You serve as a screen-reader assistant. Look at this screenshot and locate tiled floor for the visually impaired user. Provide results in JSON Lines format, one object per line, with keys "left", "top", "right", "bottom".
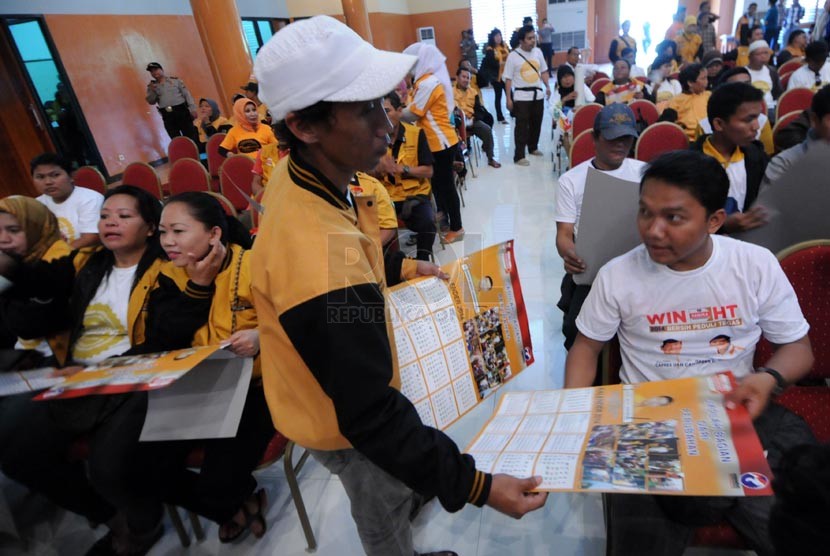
{"left": 0, "top": 89, "right": 754, "bottom": 555}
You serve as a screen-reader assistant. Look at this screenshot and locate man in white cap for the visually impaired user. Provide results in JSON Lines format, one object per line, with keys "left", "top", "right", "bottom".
{"left": 746, "top": 40, "right": 782, "bottom": 112}
{"left": 249, "top": 16, "right": 547, "bottom": 556}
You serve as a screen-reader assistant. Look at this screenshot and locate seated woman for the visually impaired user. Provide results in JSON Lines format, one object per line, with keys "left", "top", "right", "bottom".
{"left": 551, "top": 65, "right": 594, "bottom": 155}
{"left": 667, "top": 63, "right": 711, "bottom": 140}
{"left": 653, "top": 40, "right": 680, "bottom": 74}
{"left": 142, "top": 192, "right": 274, "bottom": 543}
{"left": 0, "top": 185, "right": 223, "bottom": 555}
{"left": 193, "top": 98, "right": 232, "bottom": 152}
{"left": 647, "top": 55, "right": 683, "bottom": 108}
{"left": 219, "top": 97, "right": 277, "bottom": 160}
{"left": 595, "top": 59, "right": 653, "bottom": 106}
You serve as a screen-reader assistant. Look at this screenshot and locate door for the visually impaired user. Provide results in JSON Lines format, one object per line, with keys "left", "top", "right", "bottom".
{"left": 1, "top": 17, "right": 105, "bottom": 181}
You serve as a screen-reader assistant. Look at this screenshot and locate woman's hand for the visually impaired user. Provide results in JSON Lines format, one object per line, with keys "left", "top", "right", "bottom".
{"left": 227, "top": 329, "right": 260, "bottom": 357}
{"left": 185, "top": 241, "right": 226, "bottom": 286}
{"left": 563, "top": 91, "right": 577, "bottom": 102}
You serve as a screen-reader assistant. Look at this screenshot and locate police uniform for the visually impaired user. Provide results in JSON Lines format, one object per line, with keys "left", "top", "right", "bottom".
{"left": 145, "top": 63, "right": 199, "bottom": 142}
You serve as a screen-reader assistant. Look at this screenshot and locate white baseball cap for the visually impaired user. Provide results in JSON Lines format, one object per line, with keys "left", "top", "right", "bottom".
{"left": 748, "top": 40, "right": 770, "bottom": 54}
{"left": 254, "top": 16, "right": 417, "bottom": 122}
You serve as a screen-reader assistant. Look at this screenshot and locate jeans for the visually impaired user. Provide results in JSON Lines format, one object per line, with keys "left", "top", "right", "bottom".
{"left": 512, "top": 99, "right": 544, "bottom": 161}
{"left": 309, "top": 448, "right": 418, "bottom": 556}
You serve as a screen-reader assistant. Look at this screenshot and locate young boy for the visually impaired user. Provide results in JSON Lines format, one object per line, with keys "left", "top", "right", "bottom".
{"left": 692, "top": 82, "right": 768, "bottom": 233}
{"left": 31, "top": 152, "right": 102, "bottom": 249}
{"left": 565, "top": 150, "right": 814, "bottom": 555}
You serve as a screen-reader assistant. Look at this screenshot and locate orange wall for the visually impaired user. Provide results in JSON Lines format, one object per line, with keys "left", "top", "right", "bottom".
{"left": 369, "top": 12, "right": 414, "bottom": 53}
{"left": 44, "top": 14, "right": 222, "bottom": 176}
{"left": 592, "top": 0, "right": 621, "bottom": 63}
{"left": 409, "top": 8, "right": 473, "bottom": 73}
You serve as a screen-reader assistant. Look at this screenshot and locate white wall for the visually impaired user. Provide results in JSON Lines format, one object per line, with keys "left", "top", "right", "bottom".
{"left": 0, "top": 0, "right": 191, "bottom": 15}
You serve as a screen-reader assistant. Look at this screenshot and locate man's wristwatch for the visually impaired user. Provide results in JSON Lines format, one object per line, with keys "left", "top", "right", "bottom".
{"left": 402, "top": 165, "right": 411, "bottom": 175}
{"left": 757, "top": 366, "right": 787, "bottom": 397}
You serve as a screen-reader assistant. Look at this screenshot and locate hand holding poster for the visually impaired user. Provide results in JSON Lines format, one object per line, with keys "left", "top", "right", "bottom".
{"left": 466, "top": 372, "right": 773, "bottom": 496}
{"left": 387, "top": 241, "right": 534, "bottom": 430}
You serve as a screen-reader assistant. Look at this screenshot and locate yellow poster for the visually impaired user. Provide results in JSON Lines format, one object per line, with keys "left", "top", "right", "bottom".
{"left": 465, "top": 372, "right": 774, "bottom": 496}
{"left": 387, "top": 241, "right": 534, "bottom": 430}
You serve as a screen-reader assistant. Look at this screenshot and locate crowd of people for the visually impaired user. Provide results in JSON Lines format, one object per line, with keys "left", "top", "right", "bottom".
{"left": 1, "top": 7, "right": 829, "bottom": 556}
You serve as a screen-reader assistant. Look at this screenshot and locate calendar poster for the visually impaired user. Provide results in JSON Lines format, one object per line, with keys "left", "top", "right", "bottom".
{"left": 387, "top": 240, "right": 534, "bottom": 431}
{"left": 466, "top": 372, "right": 774, "bottom": 496}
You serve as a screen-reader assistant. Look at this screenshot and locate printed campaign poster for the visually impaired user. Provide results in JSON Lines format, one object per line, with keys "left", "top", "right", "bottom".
{"left": 466, "top": 372, "right": 773, "bottom": 496}
{"left": 387, "top": 240, "right": 534, "bottom": 431}
{"left": 31, "top": 345, "right": 227, "bottom": 401}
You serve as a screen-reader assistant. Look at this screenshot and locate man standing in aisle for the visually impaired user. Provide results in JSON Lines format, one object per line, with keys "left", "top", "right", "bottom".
{"left": 251, "top": 16, "right": 548, "bottom": 556}
{"left": 144, "top": 62, "right": 199, "bottom": 142}
{"left": 504, "top": 25, "right": 550, "bottom": 166}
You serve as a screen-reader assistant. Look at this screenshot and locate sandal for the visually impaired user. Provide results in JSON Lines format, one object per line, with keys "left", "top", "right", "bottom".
{"left": 218, "top": 488, "right": 267, "bottom": 543}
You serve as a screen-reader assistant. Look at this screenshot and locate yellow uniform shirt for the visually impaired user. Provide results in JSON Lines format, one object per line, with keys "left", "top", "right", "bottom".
{"left": 453, "top": 85, "right": 478, "bottom": 120}
{"left": 257, "top": 103, "right": 269, "bottom": 124}
{"left": 409, "top": 73, "right": 459, "bottom": 152}
{"left": 194, "top": 116, "right": 232, "bottom": 144}
{"left": 668, "top": 91, "right": 711, "bottom": 140}
{"left": 350, "top": 172, "right": 398, "bottom": 230}
{"left": 676, "top": 32, "right": 702, "bottom": 63}
{"left": 220, "top": 124, "right": 277, "bottom": 159}
{"left": 256, "top": 142, "right": 281, "bottom": 189}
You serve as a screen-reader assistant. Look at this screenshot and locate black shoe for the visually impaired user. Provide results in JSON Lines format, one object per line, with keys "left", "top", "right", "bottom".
{"left": 86, "top": 532, "right": 118, "bottom": 556}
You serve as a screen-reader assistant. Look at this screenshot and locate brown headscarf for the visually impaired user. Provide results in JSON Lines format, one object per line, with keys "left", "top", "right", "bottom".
{"left": 0, "top": 196, "right": 62, "bottom": 263}
{"left": 233, "top": 98, "right": 259, "bottom": 132}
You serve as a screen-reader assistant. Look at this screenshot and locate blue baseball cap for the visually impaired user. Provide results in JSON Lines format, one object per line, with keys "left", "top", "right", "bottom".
{"left": 594, "top": 103, "right": 639, "bottom": 140}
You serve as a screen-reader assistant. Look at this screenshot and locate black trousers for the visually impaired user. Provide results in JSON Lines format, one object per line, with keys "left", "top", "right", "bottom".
{"left": 513, "top": 99, "right": 544, "bottom": 161}
{"left": 160, "top": 103, "right": 199, "bottom": 143}
{"left": 138, "top": 384, "right": 275, "bottom": 524}
{"left": 540, "top": 43, "right": 554, "bottom": 75}
{"left": 432, "top": 145, "right": 462, "bottom": 232}
{"left": 492, "top": 80, "right": 506, "bottom": 122}
{"left": 557, "top": 273, "right": 592, "bottom": 350}
{"left": 395, "top": 199, "right": 436, "bottom": 261}
{"left": 2, "top": 392, "right": 161, "bottom": 533}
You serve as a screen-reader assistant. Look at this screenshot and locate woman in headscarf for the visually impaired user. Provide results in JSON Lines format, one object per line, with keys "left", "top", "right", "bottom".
{"left": 193, "top": 98, "right": 232, "bottom": 152}
{"left": 401, "top": 43, "right": 464, "bottom": 244}
{"left": 218, "top": 98, "right": 276, "bottom": 159}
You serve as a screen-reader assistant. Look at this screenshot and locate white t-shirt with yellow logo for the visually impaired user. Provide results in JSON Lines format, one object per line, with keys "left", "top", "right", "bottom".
{"left": 503, "top": 47, "right": 548, "bottom": 101}
{"left": 747, "top": 65, "right": 775, "bottom": 109}
{"left": 37, "top": 186, "right": 103, "bottom": 243}
{"left": 72, "top": 265, "right": 135, "bottom": 365}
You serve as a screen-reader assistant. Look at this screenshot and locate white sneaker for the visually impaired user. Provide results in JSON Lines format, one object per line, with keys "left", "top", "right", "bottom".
{"left": 529, "top": 150, "right": 544, "bottom": 156}
{"left": 515, "top": 158, "right": 530, "bottom": 166}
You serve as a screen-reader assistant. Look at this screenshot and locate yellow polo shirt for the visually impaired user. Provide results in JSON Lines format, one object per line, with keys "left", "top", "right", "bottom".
{"left": 349, "top": 172, "right": 398, "bottom": 230}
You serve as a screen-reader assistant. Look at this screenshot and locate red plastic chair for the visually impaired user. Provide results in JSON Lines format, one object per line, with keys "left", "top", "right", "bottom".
{"left": 590, "top": 71, "right": 610, "bottom": 83}
{"left": 572, "top": 103, "right": 603, "bottom": 138}
{"left": 772, "top": 110, "right": 804, "bottom": 153}
{"left": 206, "top": 192, "right": 238, "bottom": 219}
{"left": 780, "top": 72, "right": 793, "bottom": 91}
{"left": 167, "top": 136, "right": 200, "bottom": 165}
{"left": 634, "top": 122, "right": 689, "bottom": 163}
{"left": 72, "top": 166, "right": 106, "bottom": 195}
{"left": 778, "top": 59, "right": 804, "bottom": 78}
{"left": 219, "top": 155, "right": 255, "bottom": 211}
{"left": 569, "top": 129, "right": 596, "bottom": 167}
{"left": 777, "top": 88, "right": 814, "bottom": 120}
{"left": 590, "top": 78, "right": 611, "bottom": 98}
{"left": 168, "top": 158, "right": 211, "bottom": 196}
{"left": 122, "top": 162, "right": 163, "bottom": 200}
{"left": 206, "top": 133, "right": 227, "bottom": 192}
{"left": 629, "top": 99, "right": 659, "bottom": 127}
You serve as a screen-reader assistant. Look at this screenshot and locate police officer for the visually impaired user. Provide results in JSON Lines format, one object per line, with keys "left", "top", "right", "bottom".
{"left": 145, "top": 62, "right": 199, "bottom": 142}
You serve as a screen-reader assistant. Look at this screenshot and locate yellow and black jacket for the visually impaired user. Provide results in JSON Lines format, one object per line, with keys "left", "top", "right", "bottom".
{"left": 251, "top": 152, "right": 491, "bottom": 512}
{"left": 380, "top": 122, "right": 433, "bottom": 202}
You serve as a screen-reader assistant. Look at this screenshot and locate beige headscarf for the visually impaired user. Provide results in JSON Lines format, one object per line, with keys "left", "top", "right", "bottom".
{"left": 0, "top": 196, "right": 62, "bottom": 263}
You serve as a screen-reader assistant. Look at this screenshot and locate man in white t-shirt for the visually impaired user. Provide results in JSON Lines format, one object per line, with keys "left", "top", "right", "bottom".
{"left": 31, "top": 153, "right": 102, "bottom": 249}
{"left": 565, "top": 150, "right": 814, "bottom": 556}
{"left": 745, "top": 40, "right": 782, "bottom": 110}
{"left": 556, "top": 103, "right": 646, "bottom": 350}
{"left": 503, "top": 25, "right": 550, "bottom": 165}
{"left": 787, "top": 39, "right": 830, "bottom": 91}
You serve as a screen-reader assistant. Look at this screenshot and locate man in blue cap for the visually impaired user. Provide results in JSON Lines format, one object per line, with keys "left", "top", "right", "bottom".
{"left": 555, "top": 103, "right": 646, "bottom": 351}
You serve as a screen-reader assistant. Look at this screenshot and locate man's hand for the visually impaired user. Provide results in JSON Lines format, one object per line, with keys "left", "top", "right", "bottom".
{"left": 545, "top": 88, "right": 552, "bottom": 100}
{"left": 506, "top": 97, "right": 514, "bottom": 112}
{"left": 375, "top": 154, "right": 399, "bottom": 176}
{"left": 562, "top": 247, "right": 586, "bottom": 275}
{"left": 722, "top": 206, "right": 768, "bottom": 233}
{"left": 415, "top": 261, "right": 449, "bottom": 280}
{"left": 486, "top": 474, "right": 548, "bottom": 519}
{"left": 725, "top": 372, "right": 777, "bottom": 420}
{"left": 50, "top": 366, "right": 84, "bottom": 378}
{"left": 633, "top": 90, "right": 644, "bottom": 100}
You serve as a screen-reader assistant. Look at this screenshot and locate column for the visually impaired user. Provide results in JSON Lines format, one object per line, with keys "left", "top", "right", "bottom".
{"left": 342, "top": 0, "right": 373, "bottom": 43}
{"left": 190, "top": 0, "right": 253, "bottom": 116}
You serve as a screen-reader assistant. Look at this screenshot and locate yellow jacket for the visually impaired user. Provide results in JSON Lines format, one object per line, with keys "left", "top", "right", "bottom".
{"left": 380, "top": 122, "right": 432, "bottom": 202}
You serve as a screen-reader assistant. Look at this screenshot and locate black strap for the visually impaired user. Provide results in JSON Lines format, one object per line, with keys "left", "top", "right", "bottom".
{"left": 514, "top": 50, "right": 542, "bottom": 79}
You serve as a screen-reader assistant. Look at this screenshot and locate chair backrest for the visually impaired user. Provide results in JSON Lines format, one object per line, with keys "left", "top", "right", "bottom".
{"left": 590, "top": 71, "right": 609, "bottom": 83}
{"left": 168, "top": 158, "right": 211, "bottom": 196}
{"left": 634, "top": 122, "right": 689, "bottom": 163}
{"left": 122, "top": 162, "right": 162, "bottom": 200}
{"left": 777, "top": 87, "right": 814, "bottom": 120}
{"left": 72, "top": 166, "right": 106, "bottom": 195}
{"left": 219, "top": 155, "right": 255, "bottom": 211}
{"left": 569, "top": 129, "right": 596, "bottom": 167}
{"left": 779, "top": 59, "right": 804, "bottom": 77}
{"left": 572, "top": 103, "right": 603, "bottom": 138}
{"left": 629, "top": 99, "right": 659, "bottom": 127}
{"left": 589, "top": 78, "right": 610, "bottom": 97}
{"left": 167, "top": 136, "right": 200, "bottom": 165}
{"left": 206, "top": 133, "right": 227, "bottom": 182}
{"left": 771, "top": 110, "right": 804, "bottom": 153}
{"left": 206, "top": 192, "right": 238, "bottom": 219}
{"left": 780, "top": 72, "right": 793, "bottom": 91}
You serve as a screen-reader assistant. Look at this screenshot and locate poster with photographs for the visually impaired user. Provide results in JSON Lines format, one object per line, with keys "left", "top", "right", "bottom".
{"left": 387, "top": 241, "right": 534, "bottom": 431}
{"left": 31, "top": 345, "right": 230, "bottom": 400}
{"left": 466, "top": 372, "right": 774, "bottom": 496}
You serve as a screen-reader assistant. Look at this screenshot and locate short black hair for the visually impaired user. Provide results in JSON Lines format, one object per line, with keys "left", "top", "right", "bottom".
{"left": 678, "top": 63, "right": 704, "bottom": 93}
{"left": 812, "top": 84, "right": 830, "bottom": 120}
{"left": 710, "top": 334, "right": 731, "bottom": 342}
{"left": 707, "top": 81, "right": 763, "bottom": 127}
{"left": 385, "top": 91, "right": 402, "bottom": 110}
{"left": 787, "top": 29, "right": 806, "bottom": 45}
{"left": 806, "top": 40, "right": 829, "bottom": 64}
{"left": 715, "top": 66, "right": 750, "bottom": 87}
{"left": 641, "top": 150, "right": 729, "bottom": 216}
{"left": 274, "top": 100, "right": 335, "bottom": 151}
{"left": 614, "top": 58, "right": 632, "bottom": 70}
{"left": 456, "top": 66, "right": 471, "bottom": 77}
{"left": 651, "top": 55, "right": 674, "bottom": 71}
{"left": 30, "top": 152, "right": 73, "bottom": 176}
{"left": 567, "top": 46, "right": 579, "bottom": 55}
{"left": 661, "top": 339, "right": 680, "bottom": 347}
{"left": 518, "top": 25, "right": 535, "bottom": 42}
